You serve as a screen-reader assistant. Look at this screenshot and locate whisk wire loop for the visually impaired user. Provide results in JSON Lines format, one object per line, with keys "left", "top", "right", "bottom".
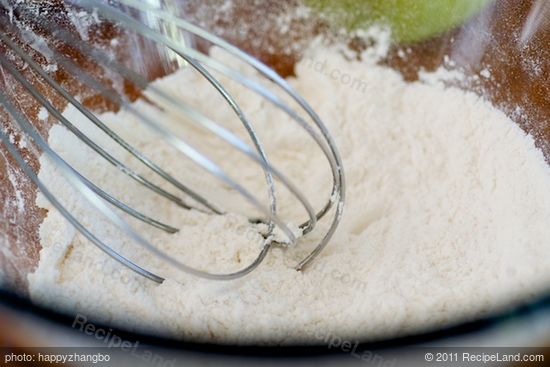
{"left": 0, "top": 0, "right": 346, "bottom": 280}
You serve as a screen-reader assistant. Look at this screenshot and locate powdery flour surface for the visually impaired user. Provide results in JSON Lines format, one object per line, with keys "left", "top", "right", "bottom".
{"left": 29, "top": 41, "right": 550, "bottom": 344}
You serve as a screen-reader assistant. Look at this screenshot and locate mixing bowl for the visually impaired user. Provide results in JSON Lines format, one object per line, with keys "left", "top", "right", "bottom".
{"left": 1, "top": 0, "right": 550, "bottom": 364}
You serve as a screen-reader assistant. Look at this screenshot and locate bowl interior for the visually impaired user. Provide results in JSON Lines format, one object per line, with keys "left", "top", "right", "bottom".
{"left": 1, "top": 0, "right": 549, "bottom": 345}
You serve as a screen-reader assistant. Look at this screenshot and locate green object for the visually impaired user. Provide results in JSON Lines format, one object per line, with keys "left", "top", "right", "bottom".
{"left": 305, "top": 0, "right": 492, "bottom": 43}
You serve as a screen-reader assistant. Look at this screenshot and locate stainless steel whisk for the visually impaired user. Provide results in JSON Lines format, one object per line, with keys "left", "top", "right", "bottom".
{"left": 0, "top": 0, "right": 345, "bottom": 282}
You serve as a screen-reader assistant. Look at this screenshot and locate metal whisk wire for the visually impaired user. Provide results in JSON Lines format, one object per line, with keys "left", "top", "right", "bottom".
{"left": 0, "top": 0, "right": 345, "bottom": 282}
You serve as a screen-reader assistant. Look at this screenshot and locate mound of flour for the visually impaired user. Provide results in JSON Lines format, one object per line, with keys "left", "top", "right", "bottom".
{"left": 28, "top": 40, "right": 550, "bottom": 344}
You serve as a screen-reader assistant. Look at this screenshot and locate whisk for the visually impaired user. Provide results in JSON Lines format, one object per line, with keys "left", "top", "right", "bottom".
{"left": 0, "top": 0, "right": 345, "bottom": 282}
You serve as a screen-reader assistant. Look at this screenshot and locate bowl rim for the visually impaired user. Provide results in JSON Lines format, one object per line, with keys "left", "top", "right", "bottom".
{"left": 1, "top": 288, "right": 549, "bottom": 356}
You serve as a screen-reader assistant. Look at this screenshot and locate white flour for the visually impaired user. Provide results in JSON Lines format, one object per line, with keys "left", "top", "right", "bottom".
{"left": 28, "top": 40, "right": 550, "bottom": 345}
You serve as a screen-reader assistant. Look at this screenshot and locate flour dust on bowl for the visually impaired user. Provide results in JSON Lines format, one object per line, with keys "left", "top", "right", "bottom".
{"left": 1, "top": 0, "right": 550, "bottom": 351}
